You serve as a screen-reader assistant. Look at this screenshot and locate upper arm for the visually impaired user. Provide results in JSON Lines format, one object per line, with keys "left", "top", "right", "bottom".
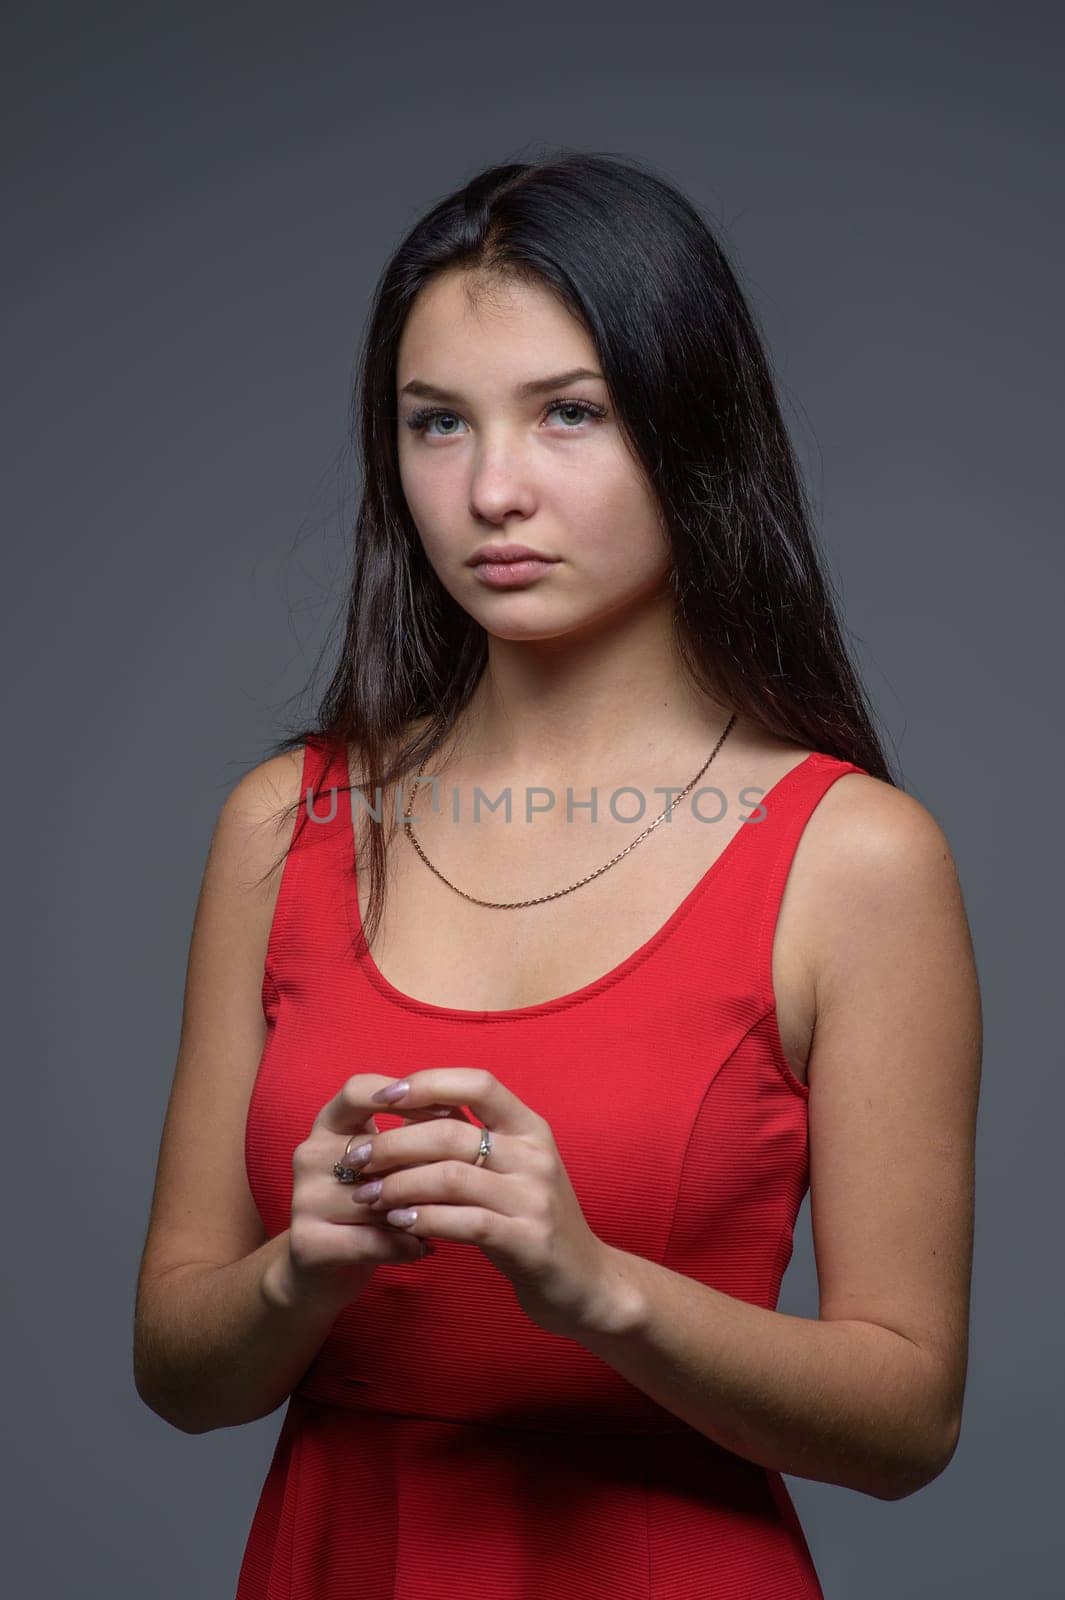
{"left": 801, "top": 775, "right": 982, "bottom": 1454}
{"left": 135, "top": 746, "right": 306, "bottom": 1292}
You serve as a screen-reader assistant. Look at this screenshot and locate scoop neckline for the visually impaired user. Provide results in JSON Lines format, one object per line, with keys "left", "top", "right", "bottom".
{"left": 339, "top": 747, "right": 823, "bottom": 1022}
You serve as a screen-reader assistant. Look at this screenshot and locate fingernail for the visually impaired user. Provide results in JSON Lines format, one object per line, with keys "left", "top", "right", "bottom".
{"left": 350, "top": 1179, "right": 382, "bottom": 1200}
{"left": 372, "top": 1080, "right": 411, "bottom": 1103}
{"left": 387, "top": 1208, "right": 418, "bottom": 1227}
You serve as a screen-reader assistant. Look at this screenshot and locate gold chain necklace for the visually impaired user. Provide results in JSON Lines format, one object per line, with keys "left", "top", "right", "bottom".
{"left": 399, "top": 711, "right": 738, "bottom": 909}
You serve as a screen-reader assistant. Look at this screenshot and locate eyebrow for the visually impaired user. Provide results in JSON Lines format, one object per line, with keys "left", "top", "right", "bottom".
{"left": 399, "top": 367, "right": 605, "bottom": 404}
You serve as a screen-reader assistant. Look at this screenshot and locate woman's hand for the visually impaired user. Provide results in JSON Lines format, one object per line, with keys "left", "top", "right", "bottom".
{"left": 338, "top": 1066, "right": 620, "bottom": 1339}
{"left": 278, "top": 1075, "right": 451, "bottom": 1309}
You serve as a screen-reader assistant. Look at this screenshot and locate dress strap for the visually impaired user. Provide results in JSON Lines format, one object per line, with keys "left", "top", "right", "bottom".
{"left": 754, "top": 753, "right": 869, "bottom": 1013}
{"left": 291, "top": 737, "right": 348, "bottom": 843}
{"left": 261, "top": 738, "right": 346, "bottom": 1007}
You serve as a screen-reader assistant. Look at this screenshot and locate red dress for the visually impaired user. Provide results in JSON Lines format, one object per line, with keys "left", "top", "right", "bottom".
{"left": 238, "top": 737, "right": 867, "bottom": 1598}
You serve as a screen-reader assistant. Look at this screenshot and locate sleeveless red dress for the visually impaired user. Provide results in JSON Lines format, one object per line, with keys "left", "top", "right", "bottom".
{"left": 238, "top": 737, "right": 867, "bottom": 1598}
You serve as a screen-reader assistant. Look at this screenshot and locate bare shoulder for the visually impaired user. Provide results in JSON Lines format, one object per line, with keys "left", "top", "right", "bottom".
{"left": 804, "top": 765, "right": 955, "bottom": 862}
{"left": 796, "top": 770, "right": 973, "bottom": 1002}
{"left": 219, "top": 746, "right": 308, "bottom": 874}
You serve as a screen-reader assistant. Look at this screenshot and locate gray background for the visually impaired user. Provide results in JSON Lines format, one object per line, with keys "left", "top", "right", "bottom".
{"left": 3, "top": 4, "right": 1060, "bottom": 1595}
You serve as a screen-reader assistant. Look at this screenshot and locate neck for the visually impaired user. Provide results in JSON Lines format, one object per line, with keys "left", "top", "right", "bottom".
{"left": 443, "top": 597, "right": 737, "bottom": 790}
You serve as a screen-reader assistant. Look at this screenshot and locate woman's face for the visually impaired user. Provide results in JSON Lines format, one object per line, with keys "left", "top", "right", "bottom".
{"left": 395, "top": 270, "right": 671, "bottom": 642}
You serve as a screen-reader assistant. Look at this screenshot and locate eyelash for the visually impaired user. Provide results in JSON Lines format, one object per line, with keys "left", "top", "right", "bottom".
{"left": 404, "top": 397, "right": 607, "bottom": 436}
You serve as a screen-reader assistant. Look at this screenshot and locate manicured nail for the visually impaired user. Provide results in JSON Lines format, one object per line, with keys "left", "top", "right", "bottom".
{"left": 350, "top": 1179, "right": 382, "bottom": 1200}
{"left": 372, "top": 1080, "right": 410, "bottom": 1103}
{"left": 387, "top": 1208, "right": 418, "bottom": 1227}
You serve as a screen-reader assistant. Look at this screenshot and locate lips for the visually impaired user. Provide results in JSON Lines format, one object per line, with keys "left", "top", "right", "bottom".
{"left": 467, "top": 545, "right": 558, "bottom": 566}
{"left": 469, "top": 551, "right": 561, "bottom": 589}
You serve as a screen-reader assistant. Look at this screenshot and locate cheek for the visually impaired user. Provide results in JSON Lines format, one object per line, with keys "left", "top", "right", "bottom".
{"left": 571, "top": 476, "right": 668, "bottom": 571}
{"left": 398, "top": 460, "right": 455, "bottom": 555}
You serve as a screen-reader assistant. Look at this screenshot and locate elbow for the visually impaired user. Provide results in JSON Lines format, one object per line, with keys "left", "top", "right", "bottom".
{"left": 134, "top": 1366, "right": 283, "bottom": 1435}
{"left": 134, "top": 1353, "right": 215, "bottom": 1436}
{"left": 133, "top": 1316, "right": 216, "bottom": 1435}
{"left": 134, "top": 1375, "right": 210, "bottom": 1436}
{"left": 878, "top": 1414, "right": 962, "bottom": 1502}
{"left": 876, "top": 1342, "right": 965, "bottom": 1501}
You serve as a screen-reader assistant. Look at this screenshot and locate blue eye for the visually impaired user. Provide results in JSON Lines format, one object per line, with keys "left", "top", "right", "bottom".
{"left": 404, "top": 397, "right": 607, "bottom": 436}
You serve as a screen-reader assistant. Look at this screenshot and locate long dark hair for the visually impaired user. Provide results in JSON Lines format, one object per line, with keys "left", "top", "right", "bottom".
{"left": 261, "top": 148, "right": 898, "bottom": 949}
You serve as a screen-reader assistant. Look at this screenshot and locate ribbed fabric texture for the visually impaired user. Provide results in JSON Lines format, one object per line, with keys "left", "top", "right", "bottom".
{"left": 237, "top": 737, "right": 867, "bottom": 1598}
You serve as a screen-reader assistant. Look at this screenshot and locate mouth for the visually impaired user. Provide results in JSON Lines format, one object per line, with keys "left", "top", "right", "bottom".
{"left": 468, "top": 550, "right": 561, "bottom": 588}
{"left": 466, "top": 545, "right": 559, "bottom": 567}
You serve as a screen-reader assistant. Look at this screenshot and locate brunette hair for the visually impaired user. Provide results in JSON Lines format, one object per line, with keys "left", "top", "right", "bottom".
{"left": 261, "top": 147, "right": 897, "bottom": 948}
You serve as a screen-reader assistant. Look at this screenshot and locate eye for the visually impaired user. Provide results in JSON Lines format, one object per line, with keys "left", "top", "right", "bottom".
{"left": 404, "top": 397, "right": 607, "bottom": 437}
{"left": 405, "top": 407, "right": 465, "bottom": 437}
{"left": 543, "top": 398, "right": 606, "bottom": 429}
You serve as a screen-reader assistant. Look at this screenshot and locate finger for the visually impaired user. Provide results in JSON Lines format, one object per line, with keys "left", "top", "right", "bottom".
{"left": 369, "top": 1068, "right": 540, "bottom": 1138}
{"left": 355, "top": 1158, "right": 527, "bottom": 1220}
{"left": 336, "top": 1193, "right": 436, "bottom": 1259}
{"left": 318, "top": 1187, "right": 403, "bottom": 1226}
{"left": 318, "top": 1206, "right": 435, "bottom": 1260}
{"left": 351, "top": 1117, "right": 497, "bottom": 1180}
{"left": 371, "top": 1200, "right": 525, "bottom": 1252}
{"left": 404, "top": 1105, "right": 476, "bottom": 1124}
{"left": 344, "top": 1219, "right": 433, "bottom": 1262}
{"left": 313, "top": 1074, "right": 426, "bottom": 1136}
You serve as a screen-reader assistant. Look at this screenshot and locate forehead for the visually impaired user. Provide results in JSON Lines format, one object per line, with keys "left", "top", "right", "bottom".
{"left": 396, "top": 270, "right": 597, "bottom": 389}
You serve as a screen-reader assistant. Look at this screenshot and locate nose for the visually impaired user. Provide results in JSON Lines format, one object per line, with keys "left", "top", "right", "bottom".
{"left": 467, "top": 440, "right": 538, "bottom": 525}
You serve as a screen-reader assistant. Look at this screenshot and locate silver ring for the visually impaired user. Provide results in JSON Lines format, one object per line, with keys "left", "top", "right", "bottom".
{"left": 472, "top": 1126, "right": 492, "bottom": 1167}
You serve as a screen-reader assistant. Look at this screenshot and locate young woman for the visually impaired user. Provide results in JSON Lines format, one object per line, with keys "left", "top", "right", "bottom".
{"left": 134, "top": 151, "right": 982, "bottom": 1598}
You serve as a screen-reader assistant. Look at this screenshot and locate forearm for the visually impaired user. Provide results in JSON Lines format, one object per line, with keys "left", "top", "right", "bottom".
{"left": 575, "top": 1246, "right": 954, "bottom": 1501}
{"left": 134, "top": 1231, "right": 365, "bottom": 1435}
